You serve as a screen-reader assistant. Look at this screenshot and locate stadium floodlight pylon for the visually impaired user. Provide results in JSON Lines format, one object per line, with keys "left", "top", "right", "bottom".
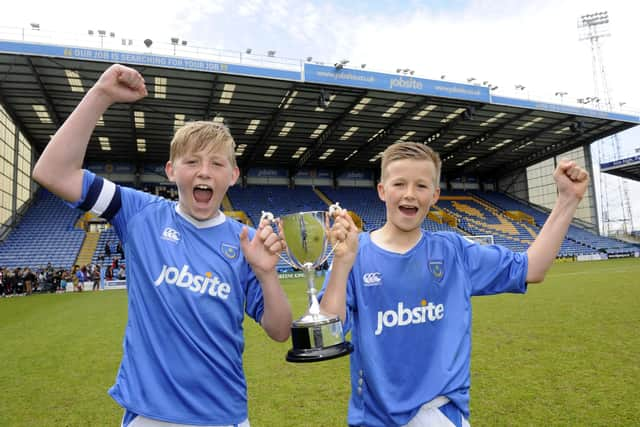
{"left": 578, "top": 11, "right": 634, "bottom": 235}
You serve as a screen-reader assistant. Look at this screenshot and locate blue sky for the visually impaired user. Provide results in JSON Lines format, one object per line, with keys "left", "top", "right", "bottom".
{"left": 2, "top": 0, "right": 639, "bottom": 230}
{"left": 4, "top": 0, "right": 638, "bottom": 110}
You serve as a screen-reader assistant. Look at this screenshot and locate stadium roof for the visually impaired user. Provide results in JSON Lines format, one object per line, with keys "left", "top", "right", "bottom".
{"left": 600, "top": 155, "right": 640, "bottom": 182}
{"left": 1, "top": 39, "right": 639, "bottom": 181}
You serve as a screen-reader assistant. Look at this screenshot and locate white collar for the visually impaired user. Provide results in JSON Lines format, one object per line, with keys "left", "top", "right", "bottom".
{"left": 175, "top": 204, "right": 226, "bottom": 229}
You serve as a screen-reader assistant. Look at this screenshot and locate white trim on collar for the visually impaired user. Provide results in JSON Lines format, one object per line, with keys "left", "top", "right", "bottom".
{"left": 175, "top": 204, "right": 226, "bottom": 228}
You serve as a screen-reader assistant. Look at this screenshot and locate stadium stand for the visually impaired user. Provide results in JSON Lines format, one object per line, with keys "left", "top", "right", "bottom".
{"left": 0, "top": 189, "right": 85, "bottom": 269}
{"left": 226, "top": 185, "right": 331, "bottom": 272}
{"left": 473, "top": 190, "right": 638, "bottom": 256}
{"left": 0, "top": 184, "right": 637, "bottom": 271}
{"left": 227, "top": 185, "right": 328, "bottom": 224}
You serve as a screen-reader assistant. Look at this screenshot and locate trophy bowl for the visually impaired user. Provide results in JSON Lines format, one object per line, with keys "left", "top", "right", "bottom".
{"left": 263, "top": 206, "right": 353, "bottom": 363}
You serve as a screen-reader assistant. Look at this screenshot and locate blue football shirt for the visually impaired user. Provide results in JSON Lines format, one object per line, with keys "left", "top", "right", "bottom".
{"left": 320, "top": 230, "right": 528, "bottom": 427}
{"left": 70, "top": 170, "right": 265, "bottom": 425}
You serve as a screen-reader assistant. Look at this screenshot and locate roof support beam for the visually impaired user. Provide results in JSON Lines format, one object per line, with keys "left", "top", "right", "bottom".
{"left": 203, "top": 74, "right": 219, "bottom": 121}
{"left": 294, "top": 89, "right": 368, "bottom": 173}
{"left": 241, "top": 84, "right": 298, "bottom": 169}
{"left": 456, "top": 116, "right": 574, "bottom": 176}
{"left": 337, "top": 99, "right": 441, "bottom": 173}
{"left": 26, "top": 57, "right": 62, "bottom": 127}
{"left": 439, "top": 109, "right": 533, "bottom": 161}
{"left": 491, "top": 121, "right": 613, "bottom": 177}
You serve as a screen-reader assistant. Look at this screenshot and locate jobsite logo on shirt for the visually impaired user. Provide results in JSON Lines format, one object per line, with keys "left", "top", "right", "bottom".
{"left": 153, "top": 264, "right": 231, "bottom": 300}
{"left": 374, "top": 300, "right": 445, "bottom": 336}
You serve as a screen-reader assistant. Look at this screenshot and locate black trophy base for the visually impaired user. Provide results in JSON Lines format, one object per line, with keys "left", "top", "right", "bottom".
{"left": 286, "top": 341, "right": 353, "bottom": 363}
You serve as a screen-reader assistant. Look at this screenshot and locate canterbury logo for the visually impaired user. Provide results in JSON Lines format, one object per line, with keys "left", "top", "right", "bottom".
{"left": 162, "top": 227, "right": 180, "bottom": 242}
{"left": 363, "top": 272, "right": 382, "bottom": 286}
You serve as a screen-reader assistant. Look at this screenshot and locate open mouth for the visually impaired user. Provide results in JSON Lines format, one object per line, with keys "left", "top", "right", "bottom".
{"left": 399, "top": 205, "right": 418, "bottom": 216}
{"left": 193, "top": 184, "right": 213, "bottom": 204}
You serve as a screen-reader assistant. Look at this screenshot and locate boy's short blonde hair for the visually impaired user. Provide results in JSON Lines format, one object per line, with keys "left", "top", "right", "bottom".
{"left": 169, "top": 121, "right": 237, "bottom": 168}
{"left": 380, "top": 142, "right": 442, "bottom": 184}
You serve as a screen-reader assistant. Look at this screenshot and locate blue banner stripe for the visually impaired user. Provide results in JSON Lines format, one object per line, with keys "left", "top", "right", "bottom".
{"left": 0, "top": 40, "right": 300, "bottom": 81}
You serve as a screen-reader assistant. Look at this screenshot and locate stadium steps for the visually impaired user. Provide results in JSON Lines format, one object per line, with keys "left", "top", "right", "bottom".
{"left": 76, "top": 231, "right": 99, "bottom": 266}
{"left": 222, "top": 194, "right": 234, "bottom": 211}
{"left": 312, "top": 187, "right": 333, "bottom": 206}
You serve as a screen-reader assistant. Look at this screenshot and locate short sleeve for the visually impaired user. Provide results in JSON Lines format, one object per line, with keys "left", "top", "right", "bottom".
{"left": 454, "top": 234, "right": 528, "bottom": 296}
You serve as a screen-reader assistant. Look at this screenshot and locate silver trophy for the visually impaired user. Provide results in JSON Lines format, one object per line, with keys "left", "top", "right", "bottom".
{"left": 261, "top": 204, "right": 353, "bottom": 363}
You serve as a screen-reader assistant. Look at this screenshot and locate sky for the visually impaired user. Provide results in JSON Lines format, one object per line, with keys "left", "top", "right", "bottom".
{"left": 2, "top": 0, "right": 639, "bottom": 232}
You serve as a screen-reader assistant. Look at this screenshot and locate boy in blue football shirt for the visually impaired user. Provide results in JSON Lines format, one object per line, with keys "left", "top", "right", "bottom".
{"left": 33, "top": 64, "right": 292, "bottom": 427}
{"left": 320, "top": 142, "right": 589, "bottom": 427}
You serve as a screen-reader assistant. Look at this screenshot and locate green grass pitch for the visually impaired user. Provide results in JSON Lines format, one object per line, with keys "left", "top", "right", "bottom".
{"left": 0, "top": 258, "right": 638, "bottom": 426}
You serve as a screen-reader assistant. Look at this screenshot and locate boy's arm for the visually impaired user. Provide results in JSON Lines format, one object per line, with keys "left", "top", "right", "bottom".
{"left": 239, "top": 221, "right": 292, "bottom": 342}
{"left": 32, "top": 64, "right": 147, "bottom": 202}
{"left": 526, "top": 159, "right": 589, "bottom": 283}
{"left": 319, "top": 211, "right": 358, "bottom": 323}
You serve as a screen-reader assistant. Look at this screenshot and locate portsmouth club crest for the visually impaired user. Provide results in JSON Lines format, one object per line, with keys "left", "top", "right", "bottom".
{"left": 221, "top": 242, "right": 239, "bottom": 260}
{"left": 428, "top": 260, "right": 444, "bottom": 283}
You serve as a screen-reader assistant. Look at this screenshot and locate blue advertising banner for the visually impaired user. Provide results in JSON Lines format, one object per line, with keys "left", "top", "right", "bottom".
{"left": 491, "top": 95, "right": 640, "bottom": 123}
{"left": 294, "top": 168, "right": 333, "bottom": 178}
{"left": 0, "top": 41, "right": 301, "bottom": 81}
{"left": 113, "top": 163, "right": 134, "bottom": 173}
{"left": 143, "top": 164, "right": 168, "bottom": 175}
{"left": 85, "top": 163, "right": 106, "bottom": 173}
{"left": 317, "top": 169, "right": 332, "bottom": 179}
{"left": 601, "top": 155, "right": 640, "bottom": 170}
{"left": 337, "top": 170, "right": 373, "bottom": 180}
{"left": 247, "top": 167, "right": 288, "bottom": 178}
{"left": 304, "top": 63, "right": 489, "bottom": 102}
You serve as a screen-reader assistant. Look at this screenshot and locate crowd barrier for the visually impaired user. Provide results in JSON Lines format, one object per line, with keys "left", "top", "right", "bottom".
{"left": 104, "top": 279, "right": 127, "bottom": 290}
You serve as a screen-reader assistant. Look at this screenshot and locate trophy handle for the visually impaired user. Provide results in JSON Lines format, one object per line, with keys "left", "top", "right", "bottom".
{"left": 259, "top": 211, "right": 299, "bottom": 269}
{"left": 322, "top": 203, "right": 344, "bottom": 263}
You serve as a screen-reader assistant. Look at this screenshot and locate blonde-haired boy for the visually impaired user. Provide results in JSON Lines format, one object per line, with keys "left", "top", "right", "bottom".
{"left": 321, "top": 141, "right": 588, "bottom": 427}
{"left": 33, "top": 64, "right": 292, "bottom": 427}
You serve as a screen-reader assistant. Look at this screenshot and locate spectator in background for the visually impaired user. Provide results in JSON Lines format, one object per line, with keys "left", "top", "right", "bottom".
{"left": 92, "top": 265, "right": 101, "bottom": 291}
{"left": 4, "top": 267, "right": 14, "bottom": 296}
{"left": 105, "top": 265, "right": 113, "bottom": 281}
{"left": 105, "top": 240, "right": 112, "bottom": 258}
{"left": 61, "top": 269, "right": 72, "bottom": 292}
{"left": 51, "top": 269, "right": 62, "bottom": 293}
{"left": 71, "top": 265, "right": 82, "bottom": 292}
{"left": 0, "top": 267, "right": 5, "bottom": 297}
{"left": 14, "top": 268, "right": 24, "bottom": 295}
{"left": 116, "top": 241, "right": 124, "bottom": 259}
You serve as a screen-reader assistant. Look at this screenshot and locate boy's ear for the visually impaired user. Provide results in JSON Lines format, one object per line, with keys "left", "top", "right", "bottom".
{"left": 230, "top": 166, "right": 240, "bottom": 186}
{"left": 376, "top": 181, "right": 386, "bottom": 202}
{"left": 433, "top": 186, "right": 441, "bottom": 205}
{"left": 165, "top": 161, "right": 176, "bottom": 182}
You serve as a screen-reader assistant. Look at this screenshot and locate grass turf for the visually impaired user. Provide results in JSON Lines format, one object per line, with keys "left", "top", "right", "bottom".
{"left": 0, "top": 258, "right": 638, "bottom": 426}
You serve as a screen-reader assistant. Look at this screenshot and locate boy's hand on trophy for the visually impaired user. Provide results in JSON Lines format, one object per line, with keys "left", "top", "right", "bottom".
{"left": 330, "top": 210, "right": 358, "bottom": 264}
{"left": 239, "top": 219, "right": 283, "bottom": 274}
